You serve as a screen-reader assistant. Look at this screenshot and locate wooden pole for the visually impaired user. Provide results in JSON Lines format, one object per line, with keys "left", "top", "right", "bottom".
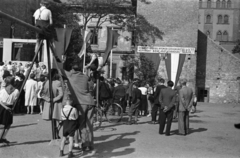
{"left": 46, "top": 40, "right": 56, "bottom": 140}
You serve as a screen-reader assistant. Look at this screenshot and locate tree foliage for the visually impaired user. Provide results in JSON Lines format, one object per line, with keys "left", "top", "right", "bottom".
{"left": 232, "top": 40, "right": 240, "bottom": 54}
{"left": 121, "top": 54, "right": 157, "bottom": 85}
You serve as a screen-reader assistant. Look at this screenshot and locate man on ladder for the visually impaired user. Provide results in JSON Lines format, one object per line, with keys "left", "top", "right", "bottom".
{"left": 33, "top": 0, "right": 53, "bottom": 53}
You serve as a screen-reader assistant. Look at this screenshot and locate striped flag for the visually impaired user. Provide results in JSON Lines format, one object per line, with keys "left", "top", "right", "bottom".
{"left": 78, "top": 30, "right": 92, "bottom": 59}
{"left": 165, "top": 53, "right": 186, "bottom": 88}
{"left": 102, "top": 28, "right": 119, "bottom": 66}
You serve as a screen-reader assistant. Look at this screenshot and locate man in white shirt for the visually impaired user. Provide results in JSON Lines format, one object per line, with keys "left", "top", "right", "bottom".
{"left": 33, "top": 0, "right": 53, "bottom": 52}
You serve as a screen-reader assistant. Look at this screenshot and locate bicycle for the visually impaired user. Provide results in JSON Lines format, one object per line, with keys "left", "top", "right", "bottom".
{"left": 93, "top": 99, "right": 123, "bottom": 130}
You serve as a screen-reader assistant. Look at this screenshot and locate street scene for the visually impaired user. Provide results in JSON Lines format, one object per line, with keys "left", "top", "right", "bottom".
{"left": 0, "top": 0, "right": 240, "bottom": 158}
{"left": 1, "top": 103, "right": 240, "bottom": 158}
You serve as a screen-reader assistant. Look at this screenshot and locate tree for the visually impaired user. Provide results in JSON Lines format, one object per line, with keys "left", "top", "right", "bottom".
{"left": 121, "top": 54, "right": 157, "bottom": 85}
{"left": 232, "top": 40, "right": 240, "bottom": 54}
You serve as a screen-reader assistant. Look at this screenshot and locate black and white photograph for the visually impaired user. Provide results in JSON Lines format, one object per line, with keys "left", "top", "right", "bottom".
{"left": 0, "top": 0, "right": 240, "bottom": 158}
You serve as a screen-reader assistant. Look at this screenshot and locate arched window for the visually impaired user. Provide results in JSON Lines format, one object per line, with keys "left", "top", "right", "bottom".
{"left": 222, "top": 31, "right": 228, "bottom": 41}
{"left": 218, "top": 15, "right": 222, "bottom": 24}
{"left": 199, "top": 0, "right": 202, "bottom": 8}
{"left": 227, "top": 0, "right": 231, "bottom": 8}
{"left": 224, "top": 15, "right": 229, "bottom": 24}
{"left": 222, "top": 0, "right": 226, "bottom": 8}
{"left": 207, "top": 0, "right": 212, "bottom": 8}
{"left": 216, "top": 0, "right": 220, "bottom": 8}
{"left": 206, "top": 31, "right": 211, "bottom": 37}
{"left": 216, "top": 31, "right": 222, "bottom": 41}
{"left": 206, "top": 15, "right": 211, "bottom": 23}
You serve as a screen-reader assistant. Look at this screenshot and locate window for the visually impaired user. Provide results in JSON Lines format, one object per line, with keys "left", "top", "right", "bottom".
{"left": 222, "top": 31, "right": 228, "bottom": 41}
{"left": 224, "top": 15, "right": 229, "bottom": 24}
{"left": 199, "top": 0, "right": 202, "bottom": 8}
{"left": 216, "top": 0, "right": 220, "bottom": 8}
{"left": 207, "top": 0, "right": 212, "bottom": 8}
{"left": 89, "top": 28, "right": 98, "bottom": 45}
{"left": 217, "top": 15, "right": 222, "bottom": 24}
{"left": 206, "top": 15, "right": 211, "bottom": 23}
{"left": 222, "top": 0, "right": 226, "bottom": 8}
{"left": 206, "top": 31, "right": 211, "bottom": 37}
{"left": 227, "top": 0, "right": 231, "bottom": 8}
{"left": 216, "top": 31, "right": 222, "bottom": 41}
{"left": 112, "top": 29, "right": 119, "bottom": 46}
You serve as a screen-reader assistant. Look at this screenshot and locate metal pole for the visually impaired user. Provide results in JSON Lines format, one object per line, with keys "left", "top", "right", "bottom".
{"left": 96, "top": 71, "right": 100, "bottom": 108}
{"left": 46, "top": 40, "right": 56, "bottom": 140}
{"left": 110, "top": 49, "right": 113, "bottom": 78}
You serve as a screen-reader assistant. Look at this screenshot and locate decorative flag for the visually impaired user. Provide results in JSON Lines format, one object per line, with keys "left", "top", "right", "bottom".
{"left": 165, "top": 53, "right": 186, "bottom": 88}
{"left": 102, "top": 28, "right": 119, "bottom": 66}
{"left": 78, "top": 30, "right": 92, "bottom": 59}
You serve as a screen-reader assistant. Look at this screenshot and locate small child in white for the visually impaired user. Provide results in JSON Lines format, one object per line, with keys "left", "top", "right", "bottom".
{"left": 60, "top": 98, "right": 79, "bottom": 158}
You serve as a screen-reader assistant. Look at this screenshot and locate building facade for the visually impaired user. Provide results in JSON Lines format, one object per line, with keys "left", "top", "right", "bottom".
{"left": 198, "top": 0, "right": 240, "bottom": 51}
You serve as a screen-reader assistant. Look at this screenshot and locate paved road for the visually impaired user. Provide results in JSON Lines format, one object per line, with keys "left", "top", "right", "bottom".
{"left": 0, "top": 103, "right": 240, "bottom": 158}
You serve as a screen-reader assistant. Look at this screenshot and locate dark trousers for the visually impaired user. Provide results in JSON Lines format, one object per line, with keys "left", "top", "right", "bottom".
{"left": 151, "top": 104, "right": 160, "bottom": 122}
{"left": 178, "top": 111, "right": 189, "bottom": 135}
{"left": 159, "top": 109, "right": 173, "bottom": 135}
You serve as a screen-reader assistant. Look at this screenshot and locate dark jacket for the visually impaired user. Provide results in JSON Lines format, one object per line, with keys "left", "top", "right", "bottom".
{"left": 113, "top": 84, "right": 126, "bottom": 99}
{"left": 154, "top": 85, "right": 167, "bottom": 105}
{"left": 131, "top": 88, "right": 142, "bottom": 104}
{"left": 179, "top": 86, "right": 193, "bottom": 111}
{"left": 159, "top": 87, "right": 176, "bottom": 111}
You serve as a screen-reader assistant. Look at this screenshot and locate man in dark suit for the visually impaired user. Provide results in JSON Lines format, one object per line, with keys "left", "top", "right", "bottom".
{"left": 159, "top": 80, "right": 176, "bottom": 136}
{"left": 178, "top": 79, "right": 194, "bottom": 135}
{"left": 151, "top": 78, "right": 166, "bottom": 124}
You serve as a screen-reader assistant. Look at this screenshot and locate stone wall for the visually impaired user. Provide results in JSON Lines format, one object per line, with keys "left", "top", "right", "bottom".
{"left": 197, "top": 30, "right": 240, "bottom": 103}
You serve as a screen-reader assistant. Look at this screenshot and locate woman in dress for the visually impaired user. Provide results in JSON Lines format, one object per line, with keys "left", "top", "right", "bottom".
{"left": 24, "top": 73, "right": 38, "bottom": 114}
{"left": 41, "top": 69, "right": 63, "bottom": 138}
{"left": 0, "top": 76, "right": 19, "bottom": 145}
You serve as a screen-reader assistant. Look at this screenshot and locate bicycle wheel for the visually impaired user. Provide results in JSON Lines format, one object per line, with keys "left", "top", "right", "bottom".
{"left": 93, "top": 107, "right": 103, "bottom": 130}
{"left": 105, "top": 102, "right": 123, "bottom": 123}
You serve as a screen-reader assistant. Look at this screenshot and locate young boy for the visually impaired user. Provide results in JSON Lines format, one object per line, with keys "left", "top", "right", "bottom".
{"left": 60, "top": 98, "right": 79, "bottom": 158}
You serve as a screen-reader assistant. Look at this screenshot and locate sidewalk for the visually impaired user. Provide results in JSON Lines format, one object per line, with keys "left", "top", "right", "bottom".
{"left": 1, "top": 103, "right": 240, "bottom": 158}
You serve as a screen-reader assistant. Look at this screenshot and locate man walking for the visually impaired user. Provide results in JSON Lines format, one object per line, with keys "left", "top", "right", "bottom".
{"left": 159, "top": 80, "right": 176, "bottom": 136}
{"left": 178, "top": 79, "right": 194, "bottom": 135}
{"left": 151, "top": 78, "right": 166, "bottom": 124}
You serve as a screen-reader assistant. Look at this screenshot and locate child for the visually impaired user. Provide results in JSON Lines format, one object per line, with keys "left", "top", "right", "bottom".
{"left": 60, "top": 98, "right": 79, "bottom": 158}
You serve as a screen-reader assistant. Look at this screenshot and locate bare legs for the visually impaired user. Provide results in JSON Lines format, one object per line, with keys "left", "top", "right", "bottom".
{"left": 60, "top": 136, "right": 74, "bottom": 157}
{"left": 26, "top": 106, "right": 34, "bottom": 114}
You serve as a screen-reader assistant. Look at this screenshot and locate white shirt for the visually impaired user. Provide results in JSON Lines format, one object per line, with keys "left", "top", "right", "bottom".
{"left": 61, "top": 105, "right": 78, "bottom": 121}
{"left": 138, "top": 87, "right": 148, "bottom": 95}
{"left": 0, "top": 88, "right": 19, "bottom": 105}
{"left": 33, "top": 6, "right": 52, "bottom": 21}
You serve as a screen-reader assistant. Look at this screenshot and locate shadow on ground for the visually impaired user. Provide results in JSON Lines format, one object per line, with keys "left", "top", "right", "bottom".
{"left": 170, "top": 127, "right": 207, "bottom": 135}
{"left": 10, "top": 123, "right": 37, "bottom": 129}
{"left": 82, "top": 131, "right": 140, "bottom": 158}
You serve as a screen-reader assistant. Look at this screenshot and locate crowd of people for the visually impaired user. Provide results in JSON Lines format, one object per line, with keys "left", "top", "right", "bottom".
{"left": 0, "top": 58, "right": 198, "bottom": 157}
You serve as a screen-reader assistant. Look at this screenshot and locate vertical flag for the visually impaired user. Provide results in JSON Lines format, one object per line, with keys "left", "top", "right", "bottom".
{"left": 164, "top": 53, "right": 186, "bottom": 88}
{"left": 78, "top": 29, "right": 92, "bottom": 59}
{"left": 102, "top": 28, "right": 119, "bottom": 66}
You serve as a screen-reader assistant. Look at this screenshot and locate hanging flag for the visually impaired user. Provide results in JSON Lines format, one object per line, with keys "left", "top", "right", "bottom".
{"left": 78, "top": 30, "right": 92, "bottom": 59}
{"left": 164, "top": 53, "right": 186, "bottom": 87}
{"left": 174, "top": 54, "right": 186, "bottom": 88}
{"left": 102, "top": 28, "right": 119, "bottom": 66}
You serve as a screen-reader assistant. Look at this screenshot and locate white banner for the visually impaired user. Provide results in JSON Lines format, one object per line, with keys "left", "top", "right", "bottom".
{"left": 137, "top": 46, "right": 195, "bottom": 54}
